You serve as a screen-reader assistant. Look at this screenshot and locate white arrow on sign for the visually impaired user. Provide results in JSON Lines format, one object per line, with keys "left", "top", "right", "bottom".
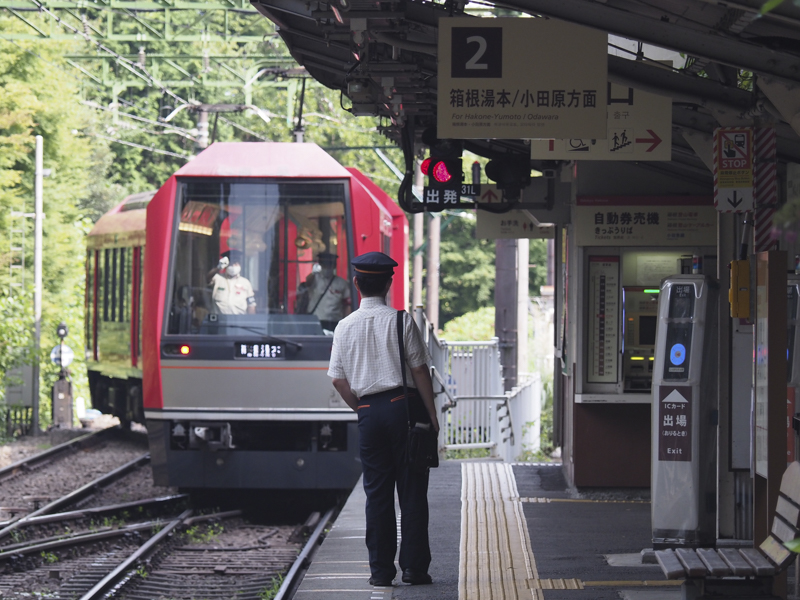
{"left": 662, "top": 389, "right": 688, "bottom": 404}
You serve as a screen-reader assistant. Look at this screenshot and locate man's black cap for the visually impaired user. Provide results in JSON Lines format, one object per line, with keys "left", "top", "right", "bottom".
{"left": 352, "top": 252, "right": 397, "bottom": 277}
{"left": 318, "top": 251, "right": 338, "bottom": 263}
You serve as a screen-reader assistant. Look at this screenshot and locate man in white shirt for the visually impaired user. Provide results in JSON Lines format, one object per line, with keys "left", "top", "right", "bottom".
{"left": 328, "top": 251, "right": 439, "bottom": 588}
{"left": 208, "top": 250, "right": 256, "bottom": 315}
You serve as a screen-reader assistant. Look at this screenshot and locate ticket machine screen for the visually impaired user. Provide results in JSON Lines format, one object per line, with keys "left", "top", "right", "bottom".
{"left": 663, "top": 284, "right": 694, "bottom": 382}
{"left": 623, "top": 288, "right": 659, "bottom": 392}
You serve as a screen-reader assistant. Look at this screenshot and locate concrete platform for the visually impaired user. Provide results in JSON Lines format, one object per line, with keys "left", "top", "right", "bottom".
{"left": 294, "top": 460, "right": 678, "bottom": 599}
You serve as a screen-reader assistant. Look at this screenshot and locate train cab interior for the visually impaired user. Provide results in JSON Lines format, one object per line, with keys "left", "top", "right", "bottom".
{"left": 167, "top": 178, "right": 353, "bottom": 338}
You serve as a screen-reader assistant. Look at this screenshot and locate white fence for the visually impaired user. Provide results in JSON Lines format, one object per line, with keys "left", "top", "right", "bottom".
{"left": 414, "top": 308, "right": 541, "bottom": 462}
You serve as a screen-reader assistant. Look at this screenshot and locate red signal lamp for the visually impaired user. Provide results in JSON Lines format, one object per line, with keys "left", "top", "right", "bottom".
{"left": 421, "top": 157, "right": 458, "bottom": 183}
{"left": 420, "top": 157, "right": 432, "bottom": 176}
{"left": 180, "top": 345, "right": 191, "bottom": 355}
{"left": 432, "top": 161, "right": 452, "bottom": 183}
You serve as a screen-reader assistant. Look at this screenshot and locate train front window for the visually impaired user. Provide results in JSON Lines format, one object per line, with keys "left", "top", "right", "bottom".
{"left": 167, "top": 179, "right": 351, "bottom": 336}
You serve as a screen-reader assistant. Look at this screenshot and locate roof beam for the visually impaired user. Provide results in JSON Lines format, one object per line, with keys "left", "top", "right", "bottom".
{"left": 507, "top": 0, "right": 800, "bottom": 84}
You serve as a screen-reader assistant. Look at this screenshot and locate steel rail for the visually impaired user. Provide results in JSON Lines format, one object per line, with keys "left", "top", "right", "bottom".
{"left": 78, "top": 508, "right": 194, "bottom": 600}
{"left": 0, "top": 494, "right": 188, "bottom": 529}
{"left": 0, "top": 427, "right": 117, "bottom": 483}
{"left": 0, "top": 520, "right": 167, "bottom": 559}
{"left": 0, "top": 509, "right": 241, "bottom": 561}
{"left": 273, "top": 506, "right": 336, "bottom": 600}
{"left": 0, "top": 453, "right": 150, "bottom": 542}
{"left": 75, "top": 510, "right": 243, "bottom": 600}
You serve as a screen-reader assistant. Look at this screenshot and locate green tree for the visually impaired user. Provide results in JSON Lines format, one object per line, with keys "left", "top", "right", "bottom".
{"left": 0, "top": 20, "right": 104, "bottom": 419}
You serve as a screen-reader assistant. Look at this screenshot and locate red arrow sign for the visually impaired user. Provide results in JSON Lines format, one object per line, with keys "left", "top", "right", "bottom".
{"left": 635, "top": 129, "right": 662, "bottom": 152}
{"left": 481, "top": 189, "right": 499, "bottom": 203}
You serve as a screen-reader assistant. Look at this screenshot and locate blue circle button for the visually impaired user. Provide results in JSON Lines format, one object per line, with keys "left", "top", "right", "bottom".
{"left": 670, "top": 343, "right": 686, "bottom": 366}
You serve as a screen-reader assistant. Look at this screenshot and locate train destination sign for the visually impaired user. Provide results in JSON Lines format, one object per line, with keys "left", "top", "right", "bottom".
{"left": 235, "top": 343, "right": 284, "bottom": 359}
{"left": 529, "top": 84, "right": 672, "bottom": 161}
{"left": 437, "top": 18, "right": 607, "bottom": 140}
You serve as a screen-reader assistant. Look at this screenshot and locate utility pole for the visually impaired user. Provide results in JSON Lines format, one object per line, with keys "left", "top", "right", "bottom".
{"left": 413, "top": 160, "right": 424, "bottom": 312}
{"left": 426, "top": 213, "right": 440, "bottom": 330}
{"left": 32, "top": 135, "right": 43, "bottom": 435}
{"left": 195, "top": 109, "right": 209, "bottom": 151}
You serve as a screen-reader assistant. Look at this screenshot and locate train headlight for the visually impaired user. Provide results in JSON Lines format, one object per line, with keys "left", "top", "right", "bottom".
{"left": 296, "top": 458, "right": 305, "bottom": 469}
{"left": 180, "top": 345, "right": 191, "bottom": 355}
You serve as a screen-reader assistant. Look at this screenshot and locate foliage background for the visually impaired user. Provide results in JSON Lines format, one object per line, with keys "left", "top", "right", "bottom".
{"left": 0, "top": 9, "right": 550, "bottom": 436}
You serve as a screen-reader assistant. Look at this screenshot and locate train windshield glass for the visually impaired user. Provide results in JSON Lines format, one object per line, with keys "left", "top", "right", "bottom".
{"left": 168, "top": 178, "right": 352, "bottom": 337}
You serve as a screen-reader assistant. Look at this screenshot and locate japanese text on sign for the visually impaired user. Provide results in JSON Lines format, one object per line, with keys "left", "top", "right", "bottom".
{"left": 575, "top": 198, "right": 716, "bottom": 247}
{"left": 438, "top": 18, "right": 608, "bottom": 140}
{"left": 659, "top": 387, "right": 692, "bottom": 461}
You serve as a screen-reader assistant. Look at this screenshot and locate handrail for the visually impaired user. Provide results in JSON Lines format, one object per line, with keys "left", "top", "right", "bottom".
{"left": 431, "top": 366, "right": 457, "bottom": 410}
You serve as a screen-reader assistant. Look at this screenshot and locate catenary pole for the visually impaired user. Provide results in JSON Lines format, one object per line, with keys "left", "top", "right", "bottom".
{"left": 413, "top": 160, "right": 424, "bottom": 312}
{"left": 32, "top": 135, "right": 43, "bottom": 435}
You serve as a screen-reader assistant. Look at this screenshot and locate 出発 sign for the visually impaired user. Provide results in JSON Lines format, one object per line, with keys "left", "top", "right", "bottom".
{"left": 437, "top": 18, "right": 607, "bottom": 140}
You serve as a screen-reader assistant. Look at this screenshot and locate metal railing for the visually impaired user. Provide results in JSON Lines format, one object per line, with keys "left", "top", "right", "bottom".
{"left": 413, "top": 307, "right": 540, "bottom": 462}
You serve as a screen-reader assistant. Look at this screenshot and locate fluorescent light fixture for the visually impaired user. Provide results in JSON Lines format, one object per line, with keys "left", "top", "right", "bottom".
{"left": 179, "top": 222, "right": 213, "bottom": 236}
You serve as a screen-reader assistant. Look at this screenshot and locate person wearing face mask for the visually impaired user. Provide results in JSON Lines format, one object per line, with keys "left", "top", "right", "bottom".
{"left": 208, "top": 250, "right": 257, "bottom": 315}
{"left": 300, "top": 251, "right": 351, "bottom": 330}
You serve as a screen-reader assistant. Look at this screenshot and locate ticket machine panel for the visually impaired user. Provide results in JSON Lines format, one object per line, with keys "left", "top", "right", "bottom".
{"left": 622, "top": 288, "right": 659, "bottom": 392}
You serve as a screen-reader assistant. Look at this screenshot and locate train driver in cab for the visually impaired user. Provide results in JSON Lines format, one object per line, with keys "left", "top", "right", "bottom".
{"left": 207, "top": 250, "right": 256, "bottom": 315}
{"left": 297, "top": 251, "right": 351, "bottom": 330}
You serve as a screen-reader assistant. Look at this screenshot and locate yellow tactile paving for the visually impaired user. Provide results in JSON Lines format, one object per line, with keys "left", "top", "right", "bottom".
{"left": 459, "top": 462, "right": 543, "bottom": 600}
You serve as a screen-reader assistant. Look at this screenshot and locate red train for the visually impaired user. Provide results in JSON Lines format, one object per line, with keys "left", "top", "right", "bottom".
{"left": 86, "top": 142, "right": 408, "bottom": 490}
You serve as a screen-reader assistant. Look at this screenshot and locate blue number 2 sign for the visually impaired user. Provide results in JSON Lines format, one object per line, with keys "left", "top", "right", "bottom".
{"left": 451, "top": 27, "right": 503, "bottom": 79}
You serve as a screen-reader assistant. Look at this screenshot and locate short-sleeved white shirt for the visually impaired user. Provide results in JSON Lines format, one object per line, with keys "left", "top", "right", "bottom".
{"left": 210, "top": 273, "right": 255, "bottom": 315}
{"left": 308, "top": 275, "right": 351, "bottom": 322}
{"left": 328, "top": 296, "right": 430, "bottom": 397}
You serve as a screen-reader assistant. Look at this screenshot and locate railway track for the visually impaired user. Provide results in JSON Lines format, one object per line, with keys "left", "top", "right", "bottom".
{"left": 0, "top": 427, "right": 339, "bottom": 599}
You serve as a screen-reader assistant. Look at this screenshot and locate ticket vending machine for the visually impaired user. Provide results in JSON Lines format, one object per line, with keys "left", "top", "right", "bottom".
{"left": 622, "top": 287, "right": 660, "bottom": 393}
{"left": 651, "top": 275, "right": 719, "bottom": 548}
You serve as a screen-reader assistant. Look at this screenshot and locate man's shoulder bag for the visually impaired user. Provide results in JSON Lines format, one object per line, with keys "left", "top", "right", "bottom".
{"left": 397, "top": 310, "right": 439, "bottom": 473}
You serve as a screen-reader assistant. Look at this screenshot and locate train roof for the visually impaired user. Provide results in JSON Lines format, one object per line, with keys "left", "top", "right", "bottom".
{"left": 87, "top": 190, "right": 156, "bottom": 249}
{"left": 175, "top": 142, "right": 352, "bottom": 179}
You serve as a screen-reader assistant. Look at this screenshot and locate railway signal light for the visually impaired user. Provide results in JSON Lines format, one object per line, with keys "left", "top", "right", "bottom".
{"left": 485, "top": 156, "right": 531, "bottom": 201}
{"left": 421, "top": 157, "right": 463, "bottom": 211}
{"left": 56, "top": 322, "right": 68, "bottom": 339}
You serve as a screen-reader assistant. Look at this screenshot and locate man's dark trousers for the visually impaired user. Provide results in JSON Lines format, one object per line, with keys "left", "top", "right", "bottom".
{"left": 357, "top": 386, "right": 431, "bottom": 581}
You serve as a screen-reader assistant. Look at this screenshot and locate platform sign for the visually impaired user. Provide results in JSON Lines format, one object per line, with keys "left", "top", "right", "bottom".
{"left": 575, "top": 196, "right": 716, "bottom": 247}
{"left": 530, "top": 84, "right": 671, "bottom": 161}
{"left": 437, "top": 18, "right": 607, "bottom": 140}
{"left": 476, "top": 209, "right": 555, "bottom": 239}
{"left": 714, "top": 127, "right": 754, "bottom": 213}
{"left": 658, "top": 386, "right": 692, "bottom": 461}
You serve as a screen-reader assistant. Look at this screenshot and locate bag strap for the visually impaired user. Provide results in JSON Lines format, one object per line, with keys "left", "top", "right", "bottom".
{"left": 397, "top": 310, "right": 411, "bottom": 428}
{"left": 309, "top": 275, "right": 335, "bottom": 315}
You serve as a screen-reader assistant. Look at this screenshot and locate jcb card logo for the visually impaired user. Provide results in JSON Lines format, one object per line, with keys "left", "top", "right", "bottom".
{"left": 451, "top": 27, "right": 503, "bottom": 78}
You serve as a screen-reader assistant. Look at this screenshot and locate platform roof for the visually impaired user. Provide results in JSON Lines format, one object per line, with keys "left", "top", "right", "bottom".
{"left": 251, "top": 0, "right": 800, "bottom": 197}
